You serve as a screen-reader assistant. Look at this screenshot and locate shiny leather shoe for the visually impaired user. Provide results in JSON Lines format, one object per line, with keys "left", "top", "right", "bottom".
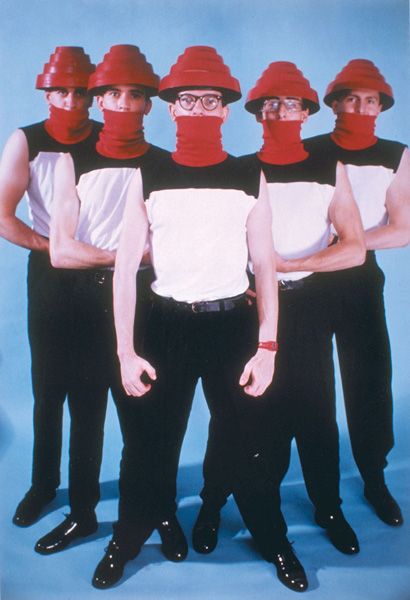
{"left": 35, "top": 515, "right": 98, "bottom": 554}
{"left": 12, "top": 488, "right": 56, "bottom": 527}
{"left": 92, "top": 540, "right": 135, "bottom": 589}
{"left": 271, "top": 542, "right": 308, "bottom": 593}
{"left": 157, "top": 515, "right": 188, "bottom": 562}
{"left": 192, "top": 509, "right": 220, "bottom": 554}
{"left": 315, "top": 509, "right": 360, "bottom": 554}
{"left": 364, "top": 484, "right": 403, "bottom": 526}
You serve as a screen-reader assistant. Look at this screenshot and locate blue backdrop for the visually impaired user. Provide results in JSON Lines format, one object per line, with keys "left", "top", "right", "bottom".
{"left": 0, "top": 1, "right": 409, "bottom": 599}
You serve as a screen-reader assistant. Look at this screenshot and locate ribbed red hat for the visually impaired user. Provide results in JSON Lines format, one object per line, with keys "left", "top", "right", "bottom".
{"left": 36, "top": 47, "right": 95, "bottom": 90}
{"left": 88, "top": 45, "right": 159, "bottom": 97}
{"left": 159, "top": 46, "right": 241, "bottom": 103}
{"left": 245, "top": 62, "right": 319, "bottom": 114}
{"left": 324, "top": 59, "right": 394, "bottom": 111}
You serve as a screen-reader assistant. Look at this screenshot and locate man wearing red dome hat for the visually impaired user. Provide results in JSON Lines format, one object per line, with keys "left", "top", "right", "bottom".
{"left": 33, "top": 45, "right": 175, "bottom": 557}
{"left": 305, "top": 59, "right": 410, "bottom": 527}
{"left": 92, "top": 46, "right": 296, "bottom": 591}
{"left": 0, "top": 47, "right": 101, "bottom": 529}
{"left": 193, "top": 61, "right": 366, "bottom": 587}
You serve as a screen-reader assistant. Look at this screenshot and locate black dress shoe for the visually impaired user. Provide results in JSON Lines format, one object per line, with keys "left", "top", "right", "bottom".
{"left": 271, "top": 542, "right": 308, "bottom": 593}
{"left": 364, "top": 484, "right": 403, "bottom": 526}
{"left": 92, "top": 539, "right": 138, "bottom": 589}
{"left": 157, "top": 515, "right": 188, "bottom": 562}
{"left": 12, "top": 488, "right": 56, "bottom": 527}
{"left": 315, "top": 509, "right": 360, "bottom": 554}
{"left": 35, "top": 515, "right": 98, "bottom": 554}
{"left": 192, "top": 508, "right": 220, "bottom": 554}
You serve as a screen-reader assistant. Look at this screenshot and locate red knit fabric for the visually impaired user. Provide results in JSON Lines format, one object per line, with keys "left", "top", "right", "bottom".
{"left": 331, "top": 112, "right": 377, "bottom": 150}
{"left": 172, "top": 116, "right": 227, "bottom": 167}
{"left": 246, "top": 62, "right": 319, "bottom": 115}
{"left": 88, "top": 45, "right": 159, "bottom": 96}
{"left": 324, "top": 59, "right": 394, "bottom": 111}
{"left": 258, "top": 120, "right": 308, "bottom": 165}
{"left": 36, "top": 47, "right": 95, "bottom": 90}
{"left": 159, "top": 46, "right": 241, "bottom": 104}
{"left": 96, "top": 110, "right": 149, "bottom": 159}
{"left": 45, "top": 105, "right": 92, "bottom": 144}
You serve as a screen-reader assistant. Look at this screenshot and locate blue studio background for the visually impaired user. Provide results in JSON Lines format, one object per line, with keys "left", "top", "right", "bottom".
{"left": 0, "top": 1, "right": 409, "bottom": 599}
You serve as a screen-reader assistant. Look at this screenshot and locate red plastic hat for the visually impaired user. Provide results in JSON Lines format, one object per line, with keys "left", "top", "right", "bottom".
{"left": 36, "top": 46, "right": 95, "bottom": 90}
{"left": 324, "top": 59, "right": 394, "bottom": 111}
{"left": 159, "top": 46, "right": 241, "bottom": 104}
{"left": 88, "top": 45, "right": 159, "bottom": 96}
{"left": 245, "top": 62, "right": 319, "bottom": 115}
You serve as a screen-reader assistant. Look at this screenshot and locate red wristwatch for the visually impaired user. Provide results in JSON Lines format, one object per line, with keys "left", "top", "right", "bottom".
{"left": 257, "top": 341, "right": 279, "bottom": 352}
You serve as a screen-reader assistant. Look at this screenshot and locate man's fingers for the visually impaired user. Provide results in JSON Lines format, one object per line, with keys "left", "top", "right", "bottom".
{"left": 239, "top": 362, "right": 252, "bottom": 386}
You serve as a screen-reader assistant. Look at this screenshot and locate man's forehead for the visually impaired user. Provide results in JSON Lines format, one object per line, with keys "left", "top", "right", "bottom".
{"left": 179, "top": 88, "right": 221, "bottom": 95}
{"left": 104, "top": 85, "right": 146, "bottom": 92}
{"left": 344, "top": 88, "right": 380, "bottom": 98}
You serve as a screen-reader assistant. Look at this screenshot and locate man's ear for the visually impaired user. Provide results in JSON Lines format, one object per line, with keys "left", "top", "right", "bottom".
{"left": 255, "top": 112, "right": 263, "bottom": 123}
{"left": 221, "top": 105, "right": 229, "bottom": 123}
{"left": 96, "top": 96, "right": 105, "bottom": 112}
{"left": 144, "top": 98, "right": 152, "bottom": 116}
{"left": 44, "top": 91, "right": 52, "bottom": 107}
{"left": 301, "top": 108, "right": 309, "bottom": 123}
{"left": 168, "top": 103, "right": 177, "bottom": 122}
{"left": 331, "top": 99, "right": 339, "bottom": 115}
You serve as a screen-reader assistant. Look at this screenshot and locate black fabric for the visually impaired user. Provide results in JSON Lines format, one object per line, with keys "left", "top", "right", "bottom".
{"left": 140, "top": 153, "right": 261, "bottom": 199}
{"left": 303, "top": 134, "right": 406, "bottom": 171}
{"left": 114, "top": 298, "right": 289, "bottom": 557}
{"left": 317, "top": 253, "right": 394, "bottom": 482}
{"left": 21, "top": 120, "right": 102, "bottom": 163}
{"left": 27, "top": 251, "right": 74, "bottom": 492}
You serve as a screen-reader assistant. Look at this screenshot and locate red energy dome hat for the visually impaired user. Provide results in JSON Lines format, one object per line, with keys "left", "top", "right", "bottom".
{"left": 36, "top": 46, "right": 95, "bottom": 90}
{"left": 88, "top": 45, "right": 159, "bottom": 97}
{"left": 245, "top": 61, "right": 320, "bottom": 114}
{"left": 324, "top": 59, "right": 394, "bottom": 111}
{"left": 159, "top": 46, "right": 241, "bottom": 104}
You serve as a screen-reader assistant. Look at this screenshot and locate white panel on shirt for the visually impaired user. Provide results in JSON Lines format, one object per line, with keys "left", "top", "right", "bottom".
{"left": 268, "top": 180, "right": 334, "bottom": 281}
{"left": 146, "top": 188, "right": 257, "bottom": 303}
{"left": 344, "top": 164, "right": 392, "bottom": 231}
{"left": 76, "top": 167, "right": 137, "bottom": 251}
{"left": 26, "top": 151, "right": 63, "bottom": 237}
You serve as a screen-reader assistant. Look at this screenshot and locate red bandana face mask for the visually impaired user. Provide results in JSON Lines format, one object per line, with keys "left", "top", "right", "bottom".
{"left": 96, "top": 109, "right": 149, "bottom": 159}
{"left": 331, "top": 112, "right": 377, "bottom": 150}
{"left": 45, "top": 105, "right": 92, "bottom": 144}
{"left": 172, "top": 116, "right": 227, "bottom": 167}
{"left": 258, "top": 120, "right": 308, "bottom": 165}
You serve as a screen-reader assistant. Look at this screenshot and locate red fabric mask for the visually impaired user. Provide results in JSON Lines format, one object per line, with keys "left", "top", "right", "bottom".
{"left": 172, "top": 116, "right": 227, "bottom": 166}
{"left": 45, "top": 105, "right": 92, "bottom": 144}
{"left": 258, "top": 120, "right": 308, "bottom": 165}
{"left": 331, "top": 112, "right": 377, "bottom": 150}
{"left": 97, "top": 109, "right": 149, "bottom": 159}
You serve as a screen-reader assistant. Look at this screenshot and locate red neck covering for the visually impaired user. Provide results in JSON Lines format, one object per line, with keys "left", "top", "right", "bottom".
{"left": 258, "top": 120, "right": 308, "bottom": 165}
{"left": 97, "top": 109, "right": 149, "bottom": 159}
{"left": 331, "top": 112, "right": 377, "bottom": 150}
{"left": 173, "top": 116, "right": 227, "bottom": 167}
{"left": 45, "top": 105, "right": 92, "bottom": 144}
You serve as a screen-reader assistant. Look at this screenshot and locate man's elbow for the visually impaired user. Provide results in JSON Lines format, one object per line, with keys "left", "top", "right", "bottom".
{"left": 352, "top": 239, "right": 367, "bottom": 266}
{"left": 49, "top": 242, "right": 68, "bottom": 268}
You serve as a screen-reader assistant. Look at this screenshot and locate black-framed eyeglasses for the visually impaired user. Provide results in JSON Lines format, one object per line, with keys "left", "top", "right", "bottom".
{"left": 177, "top": 93, "right": 223, "bottom": 111}
{"left": 262, "top": 98, "right": 303, "bottom": 113}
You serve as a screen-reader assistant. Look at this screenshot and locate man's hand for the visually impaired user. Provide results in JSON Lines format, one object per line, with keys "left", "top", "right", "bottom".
{"left": 239, "top": 348, "right": 276, "bottom": 397}
{"left": 119, "top": 351, "right": 157, "bottom": 397}
{"left": 275, "top": 252, "right": 289, "bottom": 273}
{"left": 245, "top": 287, "right": 256, "bottom": 306}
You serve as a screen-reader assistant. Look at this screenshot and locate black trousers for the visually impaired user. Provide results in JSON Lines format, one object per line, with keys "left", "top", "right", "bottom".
{"left": 318, "top": 252, "right": 394, "bottom": 485}
{"left": 200, "top": 274, "right": 342, "bottom": 516}
{"left": 62, "top": 267, "right": 154, "bottom": 520}
{"left": 114, "top": 295, "right": 289, "bottom": 559}
{"left": 27, "top": 251, "right": 73, "bottom": 493}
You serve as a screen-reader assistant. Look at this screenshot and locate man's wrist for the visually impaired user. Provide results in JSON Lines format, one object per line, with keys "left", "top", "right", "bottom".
{"left": 257, "top": 340, "right": 278, "bottom": 352}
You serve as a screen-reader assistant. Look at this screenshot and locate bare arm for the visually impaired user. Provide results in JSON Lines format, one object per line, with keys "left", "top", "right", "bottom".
{"left": 0, "top": 129, "right": 49, "bottom": 251}
{"left": 50, "top": 153, "right": 116, "bottom": 268}
{"left": 365, "top": 148, "right": 410, "bottom": 249}
{"left": 239, "top": 172, "right": 278, "bottom": 397}
{"left": 114, "top": 169, "right": 156, "bottom": 397}
{"left": 276, "top": 162, "right": 366, "bottom": 273}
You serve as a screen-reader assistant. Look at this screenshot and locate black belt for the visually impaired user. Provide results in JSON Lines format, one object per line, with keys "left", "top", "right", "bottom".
{"left": 153, "top": 292, "right": 247, "bottom": 313}
{"left": 278, "top": 276, "right": 312, "bottom": 291}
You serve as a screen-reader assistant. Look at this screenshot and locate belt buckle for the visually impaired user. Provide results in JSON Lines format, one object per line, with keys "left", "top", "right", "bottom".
{"left": 191, "top": 302, "right": 200, "bottom": 313}
{"left": 279, "top": 280, "right": 290, "bottom": 291}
